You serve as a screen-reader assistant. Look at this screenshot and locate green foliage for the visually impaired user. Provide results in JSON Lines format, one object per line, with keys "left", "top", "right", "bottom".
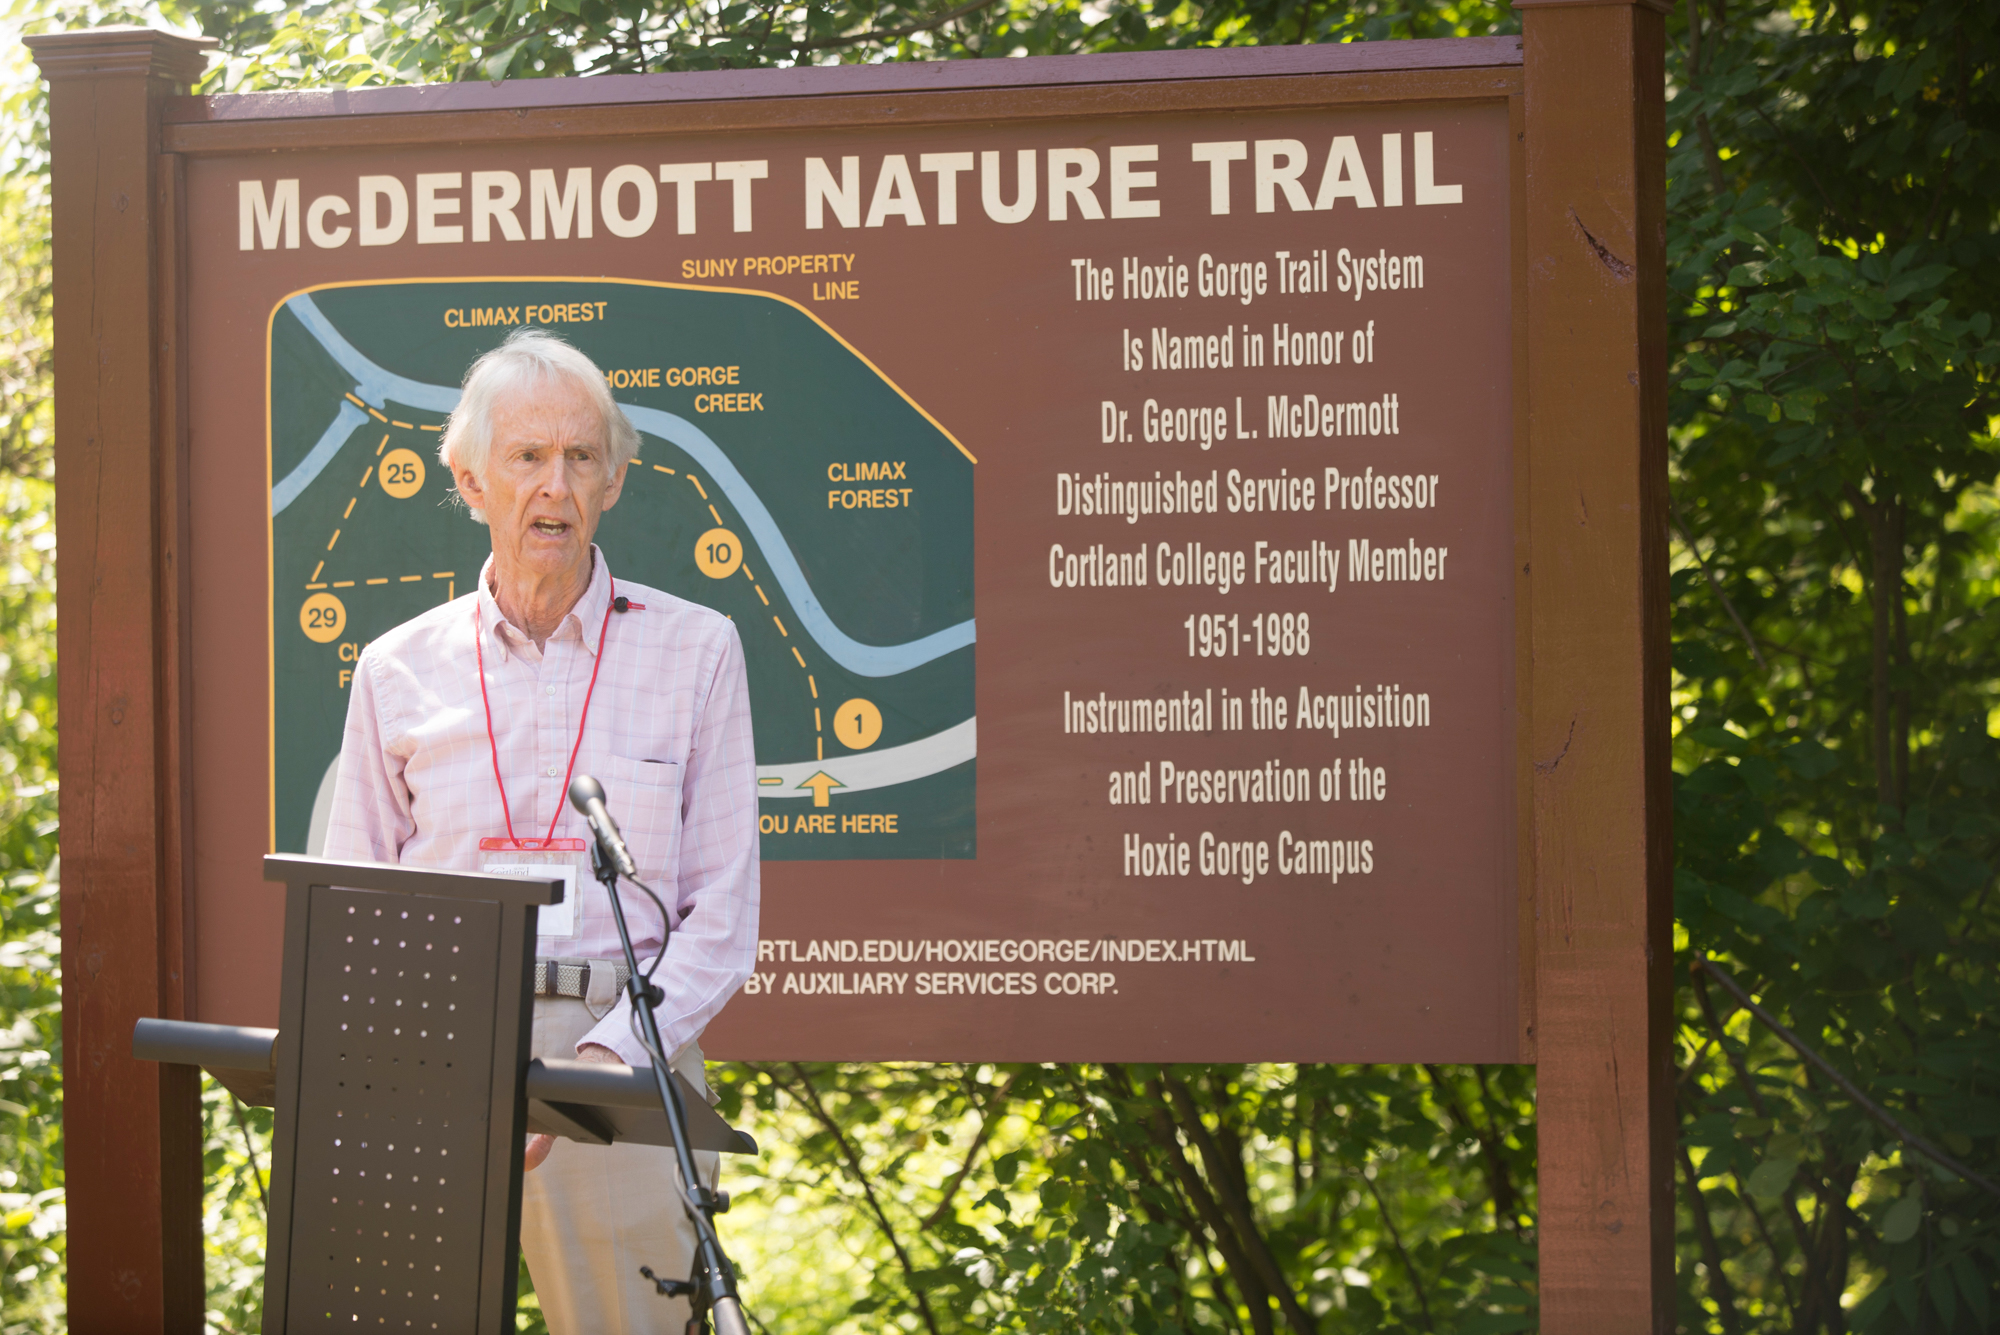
{"left": 1666, "top": 2, "right": 2000, "bottom": 1331}
{"left": 103, "top": 0, "right": 1517, "bottom": 90}
{"left": 0, "top": 27, "right": 58, "bottom": 1333}
{"left": 202, "top": 1087, "right": 271, "bottom": 1334}
{"left": 707, "top": 1059, "right": 1537, "bottom": 1334}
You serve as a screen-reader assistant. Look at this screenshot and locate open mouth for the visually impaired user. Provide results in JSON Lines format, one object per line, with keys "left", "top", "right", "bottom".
{"left": 531, "top": 519, "right": 570, "bottom": 536}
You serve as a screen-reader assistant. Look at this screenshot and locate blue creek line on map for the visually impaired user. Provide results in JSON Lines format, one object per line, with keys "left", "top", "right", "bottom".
{"left": 273, "top": 292, "right": 977, "bottom": 680}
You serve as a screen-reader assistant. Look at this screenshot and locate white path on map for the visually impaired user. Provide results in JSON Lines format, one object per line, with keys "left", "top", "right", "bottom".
{"left": 272, "top": 293, "right": 976, "bottom": 680}
{"left": 754, "top": 716, "right": 977, "bottom": 799}
{"left": 304, "top": 718, "right": 978, "bottom": 855}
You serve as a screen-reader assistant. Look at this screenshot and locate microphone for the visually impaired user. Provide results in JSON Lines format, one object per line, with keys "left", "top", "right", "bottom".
{"left": 568, "top": 775, "right": 638, "bottom": 879}
{"left": 710, "top": 1295, "right": 752, "bottom": 1335}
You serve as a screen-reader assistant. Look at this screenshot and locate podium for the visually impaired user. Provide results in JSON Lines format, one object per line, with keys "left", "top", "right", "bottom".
{"left": 132, "top": 855, "right": 754, "bottom": 1334}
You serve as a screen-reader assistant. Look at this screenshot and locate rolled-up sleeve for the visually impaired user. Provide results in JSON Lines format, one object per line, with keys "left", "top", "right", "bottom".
{"left": 581, "top": 624, "right": 761, "bottom": 1064}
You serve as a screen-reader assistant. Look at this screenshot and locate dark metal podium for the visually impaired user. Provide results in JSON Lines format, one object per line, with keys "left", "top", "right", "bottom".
{"left": 133, "top": 855, "right": 754, "bottom": 1334}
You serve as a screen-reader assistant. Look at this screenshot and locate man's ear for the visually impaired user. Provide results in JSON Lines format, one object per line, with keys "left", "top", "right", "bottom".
{"left": 454, "top": 463, "right": 486, "bottom": 514}
{"left": 601, "top": 459, "right": 630, "bottom": 513}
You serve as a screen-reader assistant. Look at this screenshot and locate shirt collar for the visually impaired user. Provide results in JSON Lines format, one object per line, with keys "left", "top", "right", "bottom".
{"left": 476, "top": 546, "right": 616, "bottom": 659}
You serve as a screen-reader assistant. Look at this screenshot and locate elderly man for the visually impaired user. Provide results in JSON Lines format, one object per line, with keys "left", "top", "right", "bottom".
{"left": 324, "top": 327, "right": 760, "bottom": 1333}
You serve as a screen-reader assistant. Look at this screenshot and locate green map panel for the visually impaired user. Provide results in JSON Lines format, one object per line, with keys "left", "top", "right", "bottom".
{"left": 269, "top": 279, "right": 975, "bottom": 862}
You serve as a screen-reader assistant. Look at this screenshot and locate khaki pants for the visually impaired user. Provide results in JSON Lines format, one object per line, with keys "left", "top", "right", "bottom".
{"left": 519, "top": 999, "right": 718, "bottom": 1335}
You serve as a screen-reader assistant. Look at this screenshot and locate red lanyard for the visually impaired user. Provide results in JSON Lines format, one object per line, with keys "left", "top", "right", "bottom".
{"left": 475, "top": 582, "right": 615, "bottom": 847}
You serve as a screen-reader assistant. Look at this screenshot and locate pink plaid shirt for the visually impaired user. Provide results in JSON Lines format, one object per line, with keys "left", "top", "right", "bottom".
{"left": 323, "top": 547, "right": 760, "bottom": 1065}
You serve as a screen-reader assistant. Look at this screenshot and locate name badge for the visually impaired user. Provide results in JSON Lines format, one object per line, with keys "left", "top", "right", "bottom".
{"left": 479, "top": 837, "right": 588, "bottom": 941}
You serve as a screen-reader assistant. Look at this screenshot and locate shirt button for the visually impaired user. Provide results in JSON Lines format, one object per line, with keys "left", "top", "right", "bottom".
{"left": 546, "top": 767, "right": 560, "bottom": 777}
{"left": 546, "top": 685, "right": 556, "bottom": 696}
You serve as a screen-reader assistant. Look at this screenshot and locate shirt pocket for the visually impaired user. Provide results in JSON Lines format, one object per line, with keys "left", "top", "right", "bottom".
{"left": 593, "top": 754, "right": 684, "bottom": 883}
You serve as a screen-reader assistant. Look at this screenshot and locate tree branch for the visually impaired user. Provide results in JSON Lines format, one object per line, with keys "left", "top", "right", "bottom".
{"left": 1679, "top": 1036, "right": 1718, "bottom": 1086}
{"left": 1676, "top": 1133, "right": 1742, "bottom": 1335}
{"left": 791, "top": 0, "right": 1003, "bottom": 52}
{"left": 1693, "top": 959, "right": 2000, "bottom": 1201}
{"left": 1731, "top": 1167, "right": 1799, "bottom": 1316}
{"left": 1362, "top": 1164, "right": 1434, "bottom": 1333}
{"left": 920, "top": 1067, "right": 1024, "bottom": 1230}
{"left": 1423, "top": 1064, "right": 1521, "bottom": 1236}
{"left": 1794, "top": 1156, "right": 1857, "bottom": 1335}
{"left": 1140, "top": 1099, "right": 1276, "bottom": 1335}
{"left": 1689, "top": 963, "right": 1769, "bottom": 1118}
{"left": 778, "top": 1064, "right": 945, "bottom": 1335}
{"left": 1102, "top": 1064, "right": 1274, "bottom": 1335}
{"left": 1289, "top": 1067, "right": 1312, "bottom": 1208}
{"left": 1690, "top": 967, "right": 1820, "bottom": 1259}
{"left": 1158, "top": 1072, "right": 1317, "bottom": 1335}
{"left": 1670, "top": 495, "right": 1770, "bottom": 670}
{"left": 1153, "top": 1154, "right": 1253, "bottom": 1335}
{"left": 228, "top": 1094, "right": 269, "bottom": 1216}
{"left": 1749, "top": 99, "right": 1845, "bottom": 231}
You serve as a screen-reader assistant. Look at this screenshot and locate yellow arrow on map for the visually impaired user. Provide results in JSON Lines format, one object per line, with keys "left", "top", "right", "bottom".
{"left": 798, "top": 771, "right": 845, "bottom": 807}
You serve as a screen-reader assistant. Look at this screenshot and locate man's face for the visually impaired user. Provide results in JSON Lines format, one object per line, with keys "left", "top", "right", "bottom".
{"left": 454, "top": 374, "right": 628, "bottom": 585}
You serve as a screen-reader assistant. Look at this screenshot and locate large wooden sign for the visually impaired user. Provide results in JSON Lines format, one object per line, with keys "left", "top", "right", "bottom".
{"left": 33, "top": 13, "right": 1671, "bottom": 1332}
{"left": 209, "top": 84, "right": 1522, "bottom": 1064}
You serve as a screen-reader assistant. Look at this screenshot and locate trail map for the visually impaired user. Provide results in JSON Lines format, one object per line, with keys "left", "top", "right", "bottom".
{"left": 268, "top": 279, "right": 976, "bottom": 862}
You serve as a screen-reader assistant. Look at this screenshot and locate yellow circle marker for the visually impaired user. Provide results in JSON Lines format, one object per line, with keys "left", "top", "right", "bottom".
{"left": 300, "top": 592, "right": 346, "bottom": 644}
{"left": 379, "top": 448, "right": 426, "bottom": 499}
{"left": 833, "top": 698, "right": 882, "bottom": 751}
{"left": 694, "top": 527, "right": 743, "bottom": 580}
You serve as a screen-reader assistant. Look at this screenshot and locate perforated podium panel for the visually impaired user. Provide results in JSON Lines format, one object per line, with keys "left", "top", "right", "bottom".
{"left": 262, "top": 856, "right": 560, "bottom": 1335}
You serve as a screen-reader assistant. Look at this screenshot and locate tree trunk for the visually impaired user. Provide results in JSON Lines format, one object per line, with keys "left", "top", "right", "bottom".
{"left": 1850, "top": 485, "right": 1906, "bottom": 814}
{"left": 1676, "top": 1139, "right": 1742, "bottom": 1335}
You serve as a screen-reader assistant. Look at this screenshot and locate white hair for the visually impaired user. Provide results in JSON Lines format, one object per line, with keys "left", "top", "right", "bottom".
{"left": 437, "top": 328, "right": 640, "bottom": 523}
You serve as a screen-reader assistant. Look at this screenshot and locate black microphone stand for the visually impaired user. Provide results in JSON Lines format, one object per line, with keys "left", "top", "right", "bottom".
{"left": 586, "top": 837, "right": 753, "bottom": 1335}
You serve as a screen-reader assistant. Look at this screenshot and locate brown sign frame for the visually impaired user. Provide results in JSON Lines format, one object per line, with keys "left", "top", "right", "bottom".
{"left": 31, "top": 9, "right": 1670, "bottom": 1330}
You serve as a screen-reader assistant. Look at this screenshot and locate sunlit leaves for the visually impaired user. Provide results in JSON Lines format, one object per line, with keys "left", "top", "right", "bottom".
{"left": 1669, "top": 2, "right": 2000, "bottom": 1331}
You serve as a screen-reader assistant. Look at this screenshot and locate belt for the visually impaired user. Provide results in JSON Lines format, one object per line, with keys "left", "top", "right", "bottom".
{"left": 534, "top": 957, "right": 630, "bottom": 1005}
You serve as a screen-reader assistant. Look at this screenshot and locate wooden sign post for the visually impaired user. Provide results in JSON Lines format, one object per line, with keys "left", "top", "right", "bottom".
{"left": 31, "top": 5, "right": 1669, "bottom": 1328}
{"left": 1517, "top": 1, "right": 1674, "bottom": 1327}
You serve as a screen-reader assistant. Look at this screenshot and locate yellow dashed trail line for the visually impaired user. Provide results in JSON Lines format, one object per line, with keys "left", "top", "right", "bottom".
{"left": 310, "top": 430, "right": 832, "bottom": 768}
{"left": 304, "top": 414, "right": 455, "bottom": 605}
{"left": 666, "top": 468, "right": 822, "bottom": 758}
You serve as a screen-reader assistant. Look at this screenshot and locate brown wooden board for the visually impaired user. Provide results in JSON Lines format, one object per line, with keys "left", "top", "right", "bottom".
{"left": 25, "top": 26, "right": 213, "bottom": 1333}
{"left": 1517, "top": 1, "right": 1676, "bottom": 1326}
{"left": 179, "top": 56, "right": 1526, "bottom": 1065}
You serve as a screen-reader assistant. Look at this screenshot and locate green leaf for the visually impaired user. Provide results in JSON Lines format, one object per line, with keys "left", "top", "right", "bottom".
{"left": 484, "top": 38, "right": 526, "bottom": 82}
{"left": 1952, "top": 1253, "right": 1990, "bottom": 1326}
{"left": 1782, "top": 739, "right": 1840, "bottom": 780}
{"left": 1930, "top": 1262, "right": 1957, "bottom": 1326}
{"left": 1850, "top": 1284, "right": 1895, "bottom": 1327}
{"left": 1745, "top": 1156, "right": 1799, "bottom": 1200}
{"left": 1881, "top": 1192, "right": 1924, "bottom": 1244}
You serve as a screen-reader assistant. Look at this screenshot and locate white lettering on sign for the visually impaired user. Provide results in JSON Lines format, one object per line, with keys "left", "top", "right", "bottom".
{"left": 233, "top": 130, "right": 1466, "bottom": 249}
